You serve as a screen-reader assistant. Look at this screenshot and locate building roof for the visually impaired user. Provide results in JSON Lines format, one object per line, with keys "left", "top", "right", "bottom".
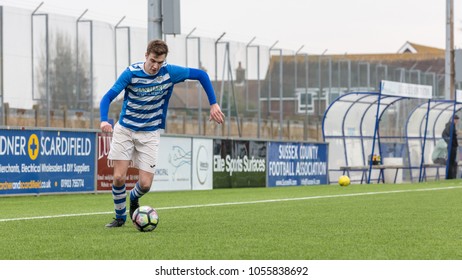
{"left": 397, "top": 41, "right": 445, "bottom": 54}
{"left": 268, "top": 41, "right": 446, "bottom": 79}
{"left": 290, "top": 42, "right": 444, "bottom": 63}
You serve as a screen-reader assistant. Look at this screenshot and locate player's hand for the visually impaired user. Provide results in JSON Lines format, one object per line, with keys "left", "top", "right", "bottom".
{"left": 100, "top": 121, "right": 113, "bottom": 133}
{"left": 209, "top": 103, "right": 225, "bottom": 124}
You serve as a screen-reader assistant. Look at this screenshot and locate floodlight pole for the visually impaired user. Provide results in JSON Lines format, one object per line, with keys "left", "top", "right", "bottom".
{"left": 444, "top": 0, "right": 455, "bottom": 99}
{"left": 147, "top": 0, "right": 162, "bottom": 40}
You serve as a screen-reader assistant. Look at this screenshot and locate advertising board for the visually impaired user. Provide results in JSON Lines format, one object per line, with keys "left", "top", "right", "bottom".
{"left": 267, "top": 142, "right": 328, "bottom": 187}
{"left": 0, "top": 129, "right": 95, "bottom": 195}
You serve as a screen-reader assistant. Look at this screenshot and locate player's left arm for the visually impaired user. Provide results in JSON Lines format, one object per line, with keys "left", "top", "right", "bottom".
{"left": 187, "top": 68, "right": 225, "bottom": 124}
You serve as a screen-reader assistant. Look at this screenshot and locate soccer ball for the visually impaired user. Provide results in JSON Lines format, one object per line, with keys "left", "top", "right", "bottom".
{"left": 338, "top": 175, "right": 350, "bottom": 187}
{"left": 132, "top": 206, "right": 159, "bottom": 232}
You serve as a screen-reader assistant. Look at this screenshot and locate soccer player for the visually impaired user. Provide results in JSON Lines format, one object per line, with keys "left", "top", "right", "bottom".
{"left": 100, "top": 39, "right": 225, "bottom": 227}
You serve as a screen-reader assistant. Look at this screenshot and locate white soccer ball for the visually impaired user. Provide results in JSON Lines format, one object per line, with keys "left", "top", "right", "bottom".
{"left": 132, "top": 206, "right": 159, "bottom": 232}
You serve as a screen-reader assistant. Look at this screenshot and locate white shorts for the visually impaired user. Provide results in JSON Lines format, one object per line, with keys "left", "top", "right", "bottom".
{"left": 108, "top": 122, "right": 160, "bottom": 173}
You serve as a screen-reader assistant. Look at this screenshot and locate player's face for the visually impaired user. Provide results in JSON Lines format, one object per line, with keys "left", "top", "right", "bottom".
{"left": 144, "top": 53, "right": 166, "bottom": 75}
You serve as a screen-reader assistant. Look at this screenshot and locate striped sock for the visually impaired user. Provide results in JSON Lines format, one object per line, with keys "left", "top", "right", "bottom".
{"left": 112, "top": 184, "right": 126, "bottom": 221}
{"left": 130, "top": 182, "right": 148, "bottom": 202}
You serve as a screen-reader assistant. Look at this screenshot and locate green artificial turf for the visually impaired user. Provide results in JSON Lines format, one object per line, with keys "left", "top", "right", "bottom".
{"left": 1, "top": 180, "right": 461, "bottom": 260}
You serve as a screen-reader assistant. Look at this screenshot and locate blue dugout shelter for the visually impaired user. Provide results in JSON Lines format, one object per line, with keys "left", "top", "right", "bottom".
{"left": 322, "top": 80, "right": 459, "bottom": 184}
{"left": 407, "top": 97, "right": 462, "bottom": 181}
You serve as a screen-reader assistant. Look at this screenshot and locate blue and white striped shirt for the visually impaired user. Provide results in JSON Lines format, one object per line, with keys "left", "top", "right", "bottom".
{"left": 100, "top": 62, "right": 216, "bottom": 132}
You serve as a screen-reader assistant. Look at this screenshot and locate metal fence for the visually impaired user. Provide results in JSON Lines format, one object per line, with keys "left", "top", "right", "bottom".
{"left": 0, "top": 5, "right": 459, "bottom": 141}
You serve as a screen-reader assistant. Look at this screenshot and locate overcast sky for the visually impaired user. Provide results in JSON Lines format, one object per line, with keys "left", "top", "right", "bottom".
{"left": 1, "top": 0, "right": 461, "bottom": 54}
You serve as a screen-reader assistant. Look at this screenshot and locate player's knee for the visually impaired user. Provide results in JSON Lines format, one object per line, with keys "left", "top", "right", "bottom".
{"left": 138, "top": 177, "right": 153, "bottom": 189}
{"left": 113, "top": 173, "right": 126, "bottom": 185}
{"left": 139, "top": 184, "right": 151, "bottom": 192}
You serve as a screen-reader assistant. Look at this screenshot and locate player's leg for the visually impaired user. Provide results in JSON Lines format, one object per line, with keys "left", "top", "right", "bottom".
{"left": 129, "top": 170, "right": 154, "bottom": 219}
{"left": 106, "top": 123, "right": 135, "bottom": 227}
{"left": 111, "top": 160, "right": 131, "bottom": 221}
{"left": 105, "top": 160, "right": 131, "bottom": 227}
{"left": 129, "top": 130, "right": 160, "bottom": 219}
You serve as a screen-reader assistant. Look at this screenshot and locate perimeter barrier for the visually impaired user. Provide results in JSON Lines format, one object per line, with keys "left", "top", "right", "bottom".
{"left": 0, "top": 127, "right": 328, "bottom": 196}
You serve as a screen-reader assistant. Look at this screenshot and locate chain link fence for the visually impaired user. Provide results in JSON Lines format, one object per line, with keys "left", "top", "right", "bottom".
{"left": 0, "top": 5, "right": 458, "bottom": 141}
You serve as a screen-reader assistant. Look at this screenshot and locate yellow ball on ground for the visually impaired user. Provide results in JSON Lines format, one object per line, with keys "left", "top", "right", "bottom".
{"left": 338, "top": 175, "right": 350, "bottom": 187}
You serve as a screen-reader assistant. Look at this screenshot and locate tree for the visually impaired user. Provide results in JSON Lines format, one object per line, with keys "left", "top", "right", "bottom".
{"left": 37, "top": 32, "right": 91, "bottom": 110}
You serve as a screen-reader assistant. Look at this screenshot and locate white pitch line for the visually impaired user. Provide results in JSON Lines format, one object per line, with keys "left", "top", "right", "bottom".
{"left": 0, "top": 185, "right": 461, "bottom": 223}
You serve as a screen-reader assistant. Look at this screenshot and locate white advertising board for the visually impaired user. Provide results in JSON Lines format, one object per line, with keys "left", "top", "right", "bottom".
{"left": 150, "top": 136, "right": 192, "bottom": 191}
{"left": 380, "top": 80, "right": 432, "bottom": 99}
{"left": 192, "top": 138, "right": 214, "bottom": 190}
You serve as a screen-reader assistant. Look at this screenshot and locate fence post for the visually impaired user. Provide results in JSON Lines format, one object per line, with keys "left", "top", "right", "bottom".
{"left": 63, "top": 106, "right": 67, "bottom": 128}
{"left": 182, "top": 114, "right": 186, "bottom": 134}
{"left": 287, "top": 119, "right": 291, "bottom": 140}
{"left": 4, "top": 102, "right": 8, "bottom": 125}
{"left": 32, "top": 104, "right": 39, "bottom": 127}
{"left": 202, "top": 114, "right": 206, "bottom": 136}
{"left": 270, "top": 118, "right": 274, "bottom": 138}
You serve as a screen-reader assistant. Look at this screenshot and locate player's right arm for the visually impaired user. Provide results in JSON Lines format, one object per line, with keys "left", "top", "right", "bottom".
{"left": 99, "top": 69, "right": 131, "bottom": 133}
{"left": 100, "top": 89, "right": 119, "bottom": 133}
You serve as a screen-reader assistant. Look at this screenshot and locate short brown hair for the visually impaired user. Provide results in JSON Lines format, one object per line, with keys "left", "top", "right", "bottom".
{"left": 146, "top": 40, "right": 169, "bottom": 56}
